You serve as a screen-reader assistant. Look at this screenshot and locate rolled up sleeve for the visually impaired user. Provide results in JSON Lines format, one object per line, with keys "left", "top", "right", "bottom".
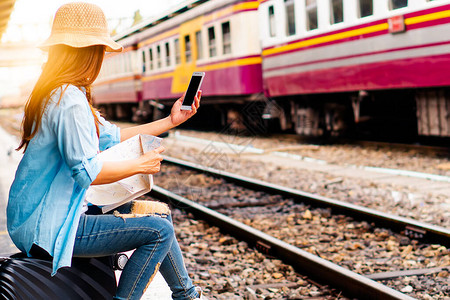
{"left": 50, "top": 87, "right": 103, "bottom": 189}
{"left": 71, "top": 156, "right": 103, "bottom": 189}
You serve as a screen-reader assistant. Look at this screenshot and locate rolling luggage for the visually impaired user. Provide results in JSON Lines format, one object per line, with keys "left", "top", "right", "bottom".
{"left": 0, "top": 254, "right": 117, "bottom": 300}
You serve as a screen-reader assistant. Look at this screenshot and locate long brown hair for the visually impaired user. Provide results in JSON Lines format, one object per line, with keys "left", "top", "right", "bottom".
{"left": 17, "top": 45, "right": 105, "bottom": 152}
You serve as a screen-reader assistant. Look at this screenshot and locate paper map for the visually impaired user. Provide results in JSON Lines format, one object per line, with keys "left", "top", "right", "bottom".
{"left": 86, "top": 134, "right": 162, "bottom": 213}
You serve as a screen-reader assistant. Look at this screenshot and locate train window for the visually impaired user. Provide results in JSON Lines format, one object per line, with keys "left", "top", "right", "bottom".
{"left": 174, "top": 38, "right": 181, "bottom": 65}
{"left": 330, "top": 0, "right": 344, "bottom": 24}
{"left": 285, "top": 0, "right": 296, "bottom": 36}
{"left": 127, "top": 53, "right": 131, "bottom": 73}
{"left": 358, "top": 0, "right": 373, "bottom": 18}
{"left": 165, "top": 42, "right": 171, "bottom": 66}
{"left": 149, "top": 48, "right": 153, "bottom": 70}
{"left": 104, "top": 61, "right": 108, "bottom": 76}
{"left": 208, "top": 26, "right": 217, "bottom": 57}
{"left": 142, "top": 50, "right": 146, "bottom": 73}
{"left": 222, "top": 22, "right": 231, "bottom": 54}
{"left": 389, "top": 0, "right": 408, "bottom": 10}
{"left": 268, "top": 5, "right": 276, "bottom": 37}
{"left": 156, "top": 45, "right": 161, "bottom": 68}
{"left": 185, "top": 35, "right": 192, "bottom": 62}
{"left": 306, "top": 0, "right": 318, "bottom": 31}
{"left": 123, "top": 54, "right": 126, "bottom": 73}
{"left": 195, "top": 31, "right": 203, "bottom": 59}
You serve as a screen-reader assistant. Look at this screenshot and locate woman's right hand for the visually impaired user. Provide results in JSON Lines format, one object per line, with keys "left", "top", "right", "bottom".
{"left": 92, "top": 146, "right": 166, "bottom": 185}
{"left": 137, "top": 146, "right": 165, "bottom": 174}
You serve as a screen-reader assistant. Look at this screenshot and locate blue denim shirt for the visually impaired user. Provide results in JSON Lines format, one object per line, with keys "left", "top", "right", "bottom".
{"left": 7, "top": 84, "right": 121, "bottom": 275}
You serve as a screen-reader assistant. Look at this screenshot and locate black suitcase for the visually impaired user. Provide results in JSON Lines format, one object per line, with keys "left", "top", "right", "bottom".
{"left": 0, "top": 254, "right": 117, "bottom": 300}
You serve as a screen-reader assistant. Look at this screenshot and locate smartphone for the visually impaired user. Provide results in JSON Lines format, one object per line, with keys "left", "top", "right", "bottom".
{"left": 180, "top": 72, "right": 205, "bottom": 111}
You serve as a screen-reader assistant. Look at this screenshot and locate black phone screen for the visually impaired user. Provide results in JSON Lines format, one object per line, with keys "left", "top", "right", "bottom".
{"left": 182, "top": 75, "right": 202, "bottom": 106}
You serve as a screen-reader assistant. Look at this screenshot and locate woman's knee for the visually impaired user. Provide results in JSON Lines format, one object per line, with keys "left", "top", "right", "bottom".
{"left": 143, "top": 216, "right": 175, "bottom": 246}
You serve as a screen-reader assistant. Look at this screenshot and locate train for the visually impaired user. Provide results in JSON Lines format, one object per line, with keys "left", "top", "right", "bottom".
{"left": 92, "top": 0, "right": 450, "bottom": 140}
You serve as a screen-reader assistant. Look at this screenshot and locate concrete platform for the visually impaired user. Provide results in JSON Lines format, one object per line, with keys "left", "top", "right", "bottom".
{"left": 0, "top": 126, "right": 20, "bottom": 256}
{"left": 166, "top": 132, "right": 450, "bottom": 199}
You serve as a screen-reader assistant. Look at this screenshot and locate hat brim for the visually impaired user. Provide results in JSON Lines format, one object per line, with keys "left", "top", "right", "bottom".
{"left": 39, "top": 32, "right": 123, "bottom": 53}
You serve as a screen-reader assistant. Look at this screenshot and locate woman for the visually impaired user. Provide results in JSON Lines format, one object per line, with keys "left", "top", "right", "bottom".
{"left": 7, "top": 2, "right": 204, "bottom": 300}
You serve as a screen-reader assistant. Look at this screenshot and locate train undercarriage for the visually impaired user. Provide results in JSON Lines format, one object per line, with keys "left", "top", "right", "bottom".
{"left": 96, "top": 87, "right": 450, "bottom": 142}
{"left": 266, "top": 88, "right": 450, "bottom": 141}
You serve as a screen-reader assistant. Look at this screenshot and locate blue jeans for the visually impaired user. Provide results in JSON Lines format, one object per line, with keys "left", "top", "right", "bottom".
{"left": 73, "top": 204, "right": 199, "bottom": 300}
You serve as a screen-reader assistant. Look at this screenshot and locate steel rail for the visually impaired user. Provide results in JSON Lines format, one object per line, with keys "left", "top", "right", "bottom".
{"left": 162, "top": 155, "right": 450, "bottom": 247}
{"left": 150, "top": 185, "right": 415, "bottom": 300}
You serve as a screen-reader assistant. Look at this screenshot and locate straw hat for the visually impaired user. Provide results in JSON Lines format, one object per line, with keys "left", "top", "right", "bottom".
{"left": 39, "top": 2, "right": 122, "bottom": 52}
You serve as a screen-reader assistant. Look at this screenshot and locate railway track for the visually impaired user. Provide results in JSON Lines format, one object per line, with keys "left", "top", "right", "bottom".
{"left": 176, "top": 129, "right": 450, "bottom": 158}
{"left": 150, "top": 188, "right": 416, "bottom": 300}
{"left": 167, "top": 205, "right": 346, "bottom": 299}
{"left": 160, "top": 156, "right": 449, "bottom": 247}
{"left": 147, "top": 156, "right": 449, "bottom": 299}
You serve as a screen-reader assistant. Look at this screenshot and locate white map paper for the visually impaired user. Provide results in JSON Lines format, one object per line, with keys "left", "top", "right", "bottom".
{"left": 86, "top": 134, "right": 162, "bottom": 213}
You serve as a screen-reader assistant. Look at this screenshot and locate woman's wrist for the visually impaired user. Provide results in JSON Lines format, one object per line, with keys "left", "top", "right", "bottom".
{"left": 166, "top": 115, "right": 177, "bottom": 128}
{"left": 132, "top": 157, "right": 145, "bottom": 174}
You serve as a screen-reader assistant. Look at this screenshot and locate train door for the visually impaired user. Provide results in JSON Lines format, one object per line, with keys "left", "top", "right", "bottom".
{"left": 171, "top": 17, "right": 204, "bottom": 96}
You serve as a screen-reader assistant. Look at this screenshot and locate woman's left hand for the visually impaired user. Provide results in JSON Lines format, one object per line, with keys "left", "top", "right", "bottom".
{"left": 169, "top": 90, "right": 201, "bottom": 127}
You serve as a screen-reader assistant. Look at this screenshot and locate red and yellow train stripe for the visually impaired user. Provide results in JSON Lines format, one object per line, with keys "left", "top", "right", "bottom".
{"left": 138, "top": 1, "right": 261, "bottom": 48}
{"left": 141, "top": 55, "right": 262, "bottom": 82}
{"left": 262, "top": 4, "right": 450, "bottom": 58}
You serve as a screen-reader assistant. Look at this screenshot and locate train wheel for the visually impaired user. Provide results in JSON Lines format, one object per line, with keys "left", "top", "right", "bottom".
{"left": 105, "top": 104, "right": 116, "bottom": 120}
{"left": 293, "top": 107, "right": 322, "bottom": 137}
{"left": 132, "top": 101, "right": 153, "bottom": 123}
{"left": 226, "top": 109, "right": 246, "bottom": 132}
{"left": 324, "top": 104, "right": 347, "bottom": 137}
{"left": 242, "top": 101, "right": 267, "bottom": 135}
{"left": 115, "top": 104, "right": 132, "bottom": 121}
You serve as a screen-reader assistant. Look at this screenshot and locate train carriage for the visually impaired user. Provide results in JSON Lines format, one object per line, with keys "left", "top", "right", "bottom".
{"left": 93, "top": 0, "right": 265, "bottom": 125}
{"left": 137, "top": 0, "right": 263, "bottom": 100}
{"left": 259, "top": 0, "right": 450, "bottom": 138}
{"left": 93, "top": 0, "right": 450, "bottom": 140}
{"left": 93, "top": 34, "right": 142, "bottom": 120}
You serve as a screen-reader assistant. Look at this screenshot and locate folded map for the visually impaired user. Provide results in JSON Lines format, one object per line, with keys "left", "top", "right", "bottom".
{"left": 86, "top": 134, "right": 162, "bottom": 213}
